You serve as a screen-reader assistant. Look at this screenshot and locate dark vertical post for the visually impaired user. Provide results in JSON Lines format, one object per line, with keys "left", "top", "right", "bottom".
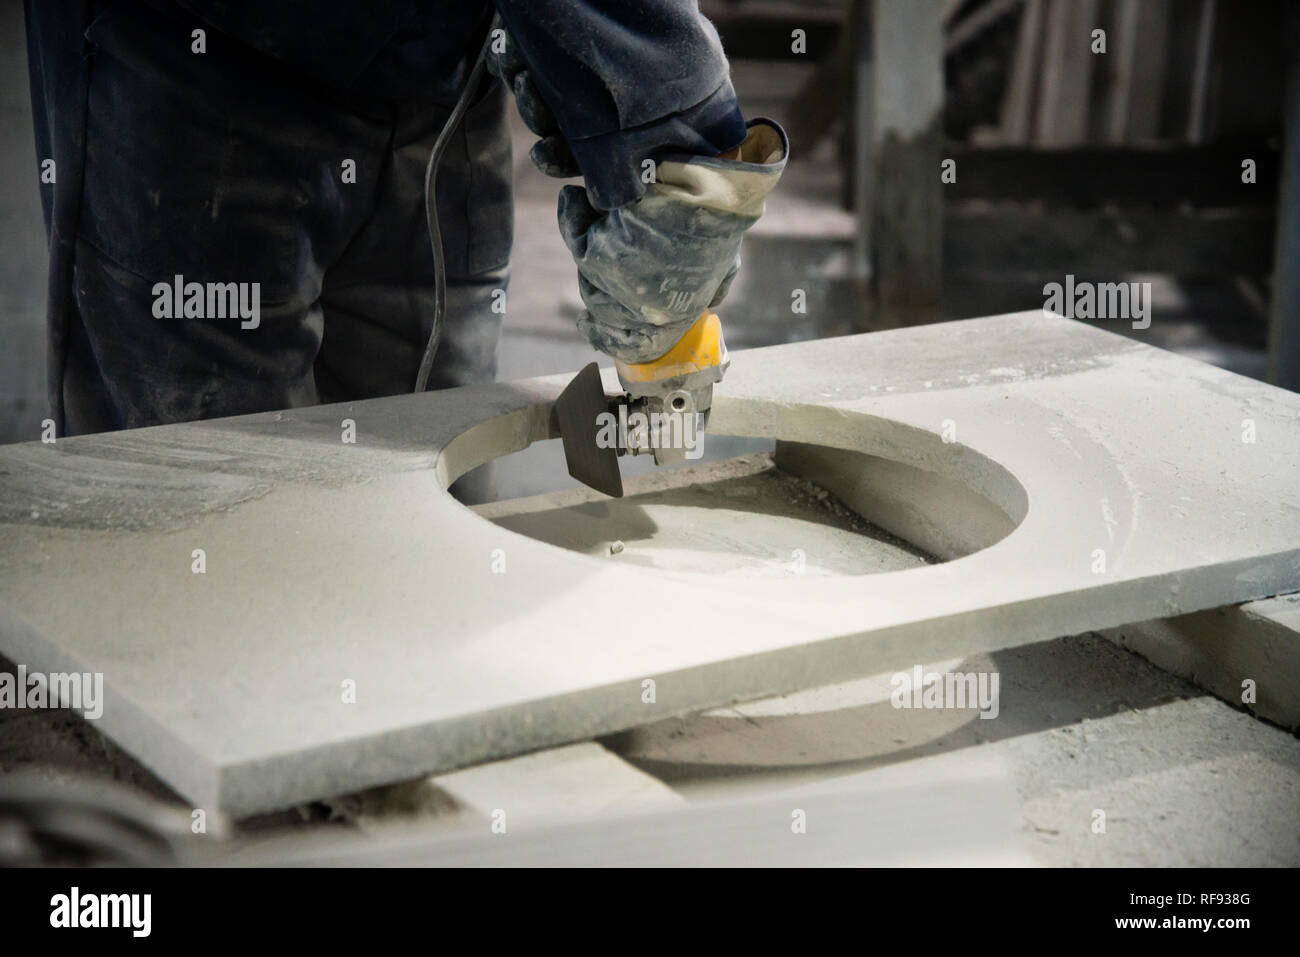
{"left": 1269, "top": 7, "right": 1300, "bottom": 390}
{"left": 870, "top": 0, "right": 945, "bottom": 325}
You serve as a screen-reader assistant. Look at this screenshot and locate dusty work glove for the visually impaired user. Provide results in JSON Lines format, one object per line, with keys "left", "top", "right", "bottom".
{"left": 485, "top": 27, "right": 580, "bottom": 178}
{"left": 559, "top": 118, "right": 788, "bottom": 364}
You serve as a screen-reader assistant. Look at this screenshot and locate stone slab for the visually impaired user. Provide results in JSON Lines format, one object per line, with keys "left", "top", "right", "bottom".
{"left": 1, "top": 312, "right": 1298, "bottom": 816}
{"left": 1102, "top": 593, "right": 1300, "bottom": 730}
{"left": 432, "top": 742, "right": 683, "bottom": 830}
{"left": 266, "top": 749, "right": 1033, "bottom": 866}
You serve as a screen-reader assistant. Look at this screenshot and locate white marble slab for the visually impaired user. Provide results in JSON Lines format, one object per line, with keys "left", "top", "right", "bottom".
{"left": 1, "top": 313, "right": 1297, "bottom": 816}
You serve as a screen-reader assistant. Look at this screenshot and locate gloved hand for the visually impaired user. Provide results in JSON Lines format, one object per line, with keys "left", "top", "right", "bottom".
{"left": 559, "top": 119, "right": 788, "bottom": 364}
{"left": 485, "top": 28, "right": 580, "bottom": 179}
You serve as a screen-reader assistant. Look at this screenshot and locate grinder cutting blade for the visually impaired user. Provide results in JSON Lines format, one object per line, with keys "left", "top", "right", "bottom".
{"left": 554, "top": 360, "right": 624, "bottom": 498}
{"left": 555, "top": 311, "right": 729, "bottom": 497}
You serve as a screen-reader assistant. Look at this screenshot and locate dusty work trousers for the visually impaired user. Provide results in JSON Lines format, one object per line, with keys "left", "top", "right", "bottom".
{"left": 26, "top": 1, "right": 512, "bottom": 501}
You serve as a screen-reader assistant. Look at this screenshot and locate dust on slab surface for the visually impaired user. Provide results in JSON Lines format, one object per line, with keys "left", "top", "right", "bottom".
{"left": 474, "top": 452, "right": 934, "bottom": 577}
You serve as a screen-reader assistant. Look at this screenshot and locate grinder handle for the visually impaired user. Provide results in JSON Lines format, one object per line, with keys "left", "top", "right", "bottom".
{"left": 614, "top": 312, "right": 727, "bottom": 393}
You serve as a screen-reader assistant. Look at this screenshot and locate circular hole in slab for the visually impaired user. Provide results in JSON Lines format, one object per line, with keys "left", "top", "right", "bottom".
{"left": 441, "top": 401, "right": 1028, "bottom": 579}
{"left": 475, "top": 449, "right": 932, "bottom": 577}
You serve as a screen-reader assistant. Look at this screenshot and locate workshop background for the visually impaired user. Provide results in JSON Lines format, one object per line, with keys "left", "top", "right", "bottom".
{"left": 2, "top": 0, "right": 1294, "bottom": 499}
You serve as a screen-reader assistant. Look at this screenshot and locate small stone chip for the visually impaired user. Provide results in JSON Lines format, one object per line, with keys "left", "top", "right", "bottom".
{"left": 609, "top": 540, "right": 626, "bottom": 555}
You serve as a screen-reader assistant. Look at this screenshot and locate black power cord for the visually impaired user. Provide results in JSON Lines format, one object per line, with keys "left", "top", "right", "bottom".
{"left": 414, "top": 14, "right": 501, "bottom": 393}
